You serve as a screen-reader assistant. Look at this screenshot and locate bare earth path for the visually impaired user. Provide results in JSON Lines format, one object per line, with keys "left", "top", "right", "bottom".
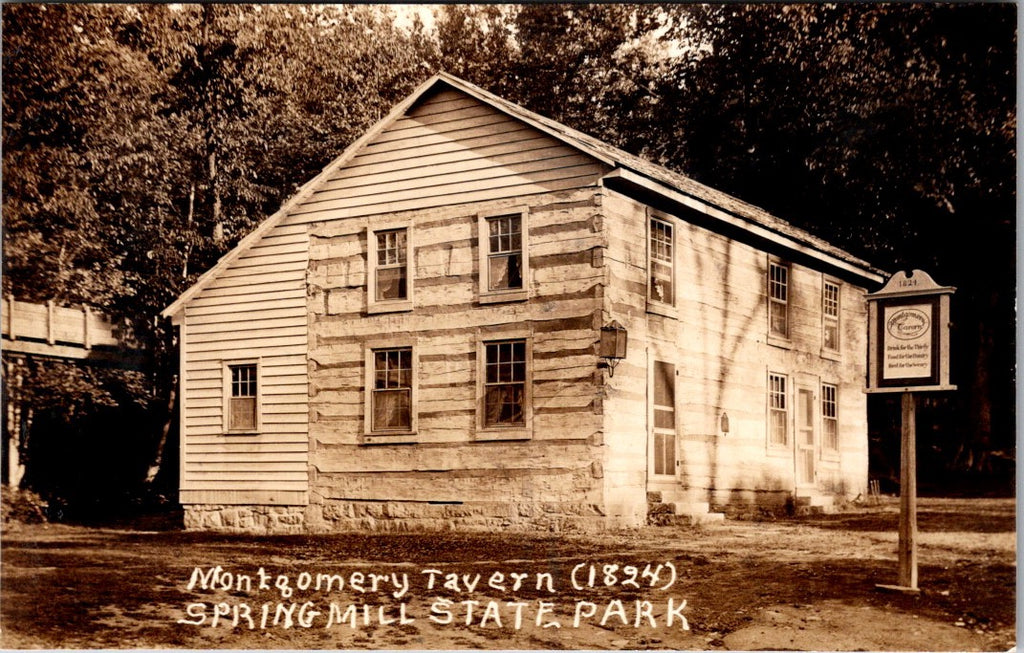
{"left": 0, "top": 497, "right": 1014, "bottom": 650}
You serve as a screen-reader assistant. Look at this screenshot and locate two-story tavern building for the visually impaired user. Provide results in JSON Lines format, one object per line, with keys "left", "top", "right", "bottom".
{"left": 163, "top": 73, "right": 885, "bottom": 532}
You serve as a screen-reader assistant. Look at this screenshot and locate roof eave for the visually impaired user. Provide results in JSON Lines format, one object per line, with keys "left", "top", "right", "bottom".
{"left": 603, "top": 167, "right": 886, "bottom": 286}
{"left": 161, "top": 73, "right": 451, "bottom": 320}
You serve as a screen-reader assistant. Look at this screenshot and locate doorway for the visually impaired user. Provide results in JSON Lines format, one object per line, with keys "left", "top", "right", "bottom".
{"left": 795, "top": 387, "right": 816, "bottom": 487}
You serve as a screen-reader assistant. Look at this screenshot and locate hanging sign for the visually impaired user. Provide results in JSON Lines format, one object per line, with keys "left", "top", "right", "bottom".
{"left": 866, "top": 270, "right": 955, "bottom": 393}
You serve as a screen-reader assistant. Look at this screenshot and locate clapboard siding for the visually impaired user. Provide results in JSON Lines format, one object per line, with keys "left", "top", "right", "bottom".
{"left": 284, "top": 91, "right": 609, "bottom": 224}
{"left": 181, "top": 219, "right": 310, "bottom": 504}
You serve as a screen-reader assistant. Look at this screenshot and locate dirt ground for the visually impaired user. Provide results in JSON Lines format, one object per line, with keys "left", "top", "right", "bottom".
{"left": 0, "top": 497, "right": 1014, "bottom": 650}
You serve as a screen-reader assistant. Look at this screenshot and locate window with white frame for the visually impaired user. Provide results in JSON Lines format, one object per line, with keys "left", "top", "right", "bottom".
{"left": 822, "top": 383, "right": 839, "bottom": 451}
{"left": 370, "top": 347, "right": 413, "bottom": 432}
{"left": 226, "top": 362, "right": 259, "bottom": 433}
{"left": 374, "top": 228, "right": 407, "bottom": 301}
{"left": 768, "top": 261, "right": 789, "bottom": 338}
{"left": 479, "top": 209, "right": 529, "bottom": 302}
{"left": 768, "top": 372, "right": 789, "bottom": 446}
{"left": 367, "top": 226, "right": 412, "bottom": 312}
{"left": 822, "top": 280, "right": 841, "bottom": 351}
{"left": 483, "top": 339, "right": 527, "bottom": 428}
{"left": 649, "top": 216, "right": 675, "bottom": 306}
{"left": 486, "top": 214, "right": 523, "bottom": 291}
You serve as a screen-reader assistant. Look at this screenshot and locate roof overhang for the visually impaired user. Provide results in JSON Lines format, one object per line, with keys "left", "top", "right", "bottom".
{"left": 161, "top": 74, "right": 455, "bottom": 322}
{"left": 602, "top": 167, "right": 886, "bottom": 287}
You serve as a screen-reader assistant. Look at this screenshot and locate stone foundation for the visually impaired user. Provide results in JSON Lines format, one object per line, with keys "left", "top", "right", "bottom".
{"left": 183, "top": 504, "right": 309, "bottom": 533}
{"left": 184, "top": 499, "right": 629, "bottom": 534}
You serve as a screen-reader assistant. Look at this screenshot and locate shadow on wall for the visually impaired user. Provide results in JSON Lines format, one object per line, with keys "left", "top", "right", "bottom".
{"left": 692, "top": 236, "right": 771, "bottom": 508}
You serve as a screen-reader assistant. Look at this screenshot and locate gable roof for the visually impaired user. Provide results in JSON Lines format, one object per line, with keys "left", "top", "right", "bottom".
{"left": 163, "top": 72, "right": 882, "bottom": 319}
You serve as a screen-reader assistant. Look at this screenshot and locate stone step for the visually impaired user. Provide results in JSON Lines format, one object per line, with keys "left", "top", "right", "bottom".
{"left": 671, "top": 501, "right": 709, "bottom": 516}
{"left": 795, "top": 493, "right": 836, "bottom": 515}
{"left": 658, "top": 489, "right": 707, "bottom": 506}
{"left": 796, "top": 494, "right": 835, "bottom": 507}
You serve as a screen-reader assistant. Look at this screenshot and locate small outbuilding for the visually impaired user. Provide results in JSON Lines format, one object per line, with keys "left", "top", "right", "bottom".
{"left": 162, "top": 73, "right": 884, "bottom": 532}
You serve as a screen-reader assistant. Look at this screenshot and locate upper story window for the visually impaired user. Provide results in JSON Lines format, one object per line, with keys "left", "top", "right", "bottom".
{"left": 768, "top": 261, "right": 790, "bottom": 339}
{"left": 368, "top": 225, "right": 412, "bottom": 313}
{"left": 822, "top": 280, "right": 841, "bottom": 352}
{"left": 767, "top": 371, "right": 788, "bottom": 446}
{"left": 225, "top": 361, "right": 259, "bottom": 433}
{"left": 487, "top": 215, "right": 523, "bottom": 290}
{"left": 479, "top": 209, "right": 529, "bottom": 303}
{"left": 376, "top": 229, "right": 407, "bottom": 300}
{"left": 371, "top": 347, "right": 413, "bottom": 432}
{"left": 649, "top": 216, "right": 675, "bottom": 308}
{"left": 822, "top": 382, "right": 839, "bottom": 451}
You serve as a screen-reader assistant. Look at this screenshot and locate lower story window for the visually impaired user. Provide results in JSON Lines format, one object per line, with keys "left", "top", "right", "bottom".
{"left": 227, "top": 363, "right": 258, "bottom": 432}
{"left": 484, "top": 339, "right": 526, "bottom": 427}
{"left": 768, "top": 372, "right": 788, "bottom": 446}
{"left": 372, "top": 347, "right": 412, "bottom": 431}
{"left": 822, "top": 383, "right": 839, "bottom": 450}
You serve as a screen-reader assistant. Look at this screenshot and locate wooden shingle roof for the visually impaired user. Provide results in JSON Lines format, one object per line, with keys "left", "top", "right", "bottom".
{"left": 435, "top": 73, "right": 884, "bottom": 282}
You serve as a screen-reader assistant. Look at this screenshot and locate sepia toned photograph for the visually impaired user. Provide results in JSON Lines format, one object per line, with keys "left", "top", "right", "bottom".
{"left": 0, "top": 3, "right": 1016, "bottom": 650}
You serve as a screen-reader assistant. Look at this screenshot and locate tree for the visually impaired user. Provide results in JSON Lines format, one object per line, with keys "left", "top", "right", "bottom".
{"left": 663, "top": 4, "right": 1016, "bottom": 476}
{"left": 2, "top": 3, "right": 439, "bottom": 505}
{"left": 432, "top": 4, "right": 1015, "bottom": 481}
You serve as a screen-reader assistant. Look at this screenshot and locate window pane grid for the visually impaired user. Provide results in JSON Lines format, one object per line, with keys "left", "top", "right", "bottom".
{"left": 487, "top": 216, "right": 523, "bottom": 291}
{"left": 230, "top": 365, "right": 257, "bottom": 398}
{"left": 488, "top": 215, "right": 521, "bottom": 253}
{"left": 228, "top": 364, "right": 257, "bottom": 431}
{"left": 377, "top": 229, "right": 407, "bottom": 266}
{"left": 768, "top": 373, "right": 788, "bottom": 445}
{"left": 484, "top": 340, "right": 527, "bottom": 427}
{"left": 374, "top": 228, "right": 408, "bottom": 301}
{"left": 823, "top": 282, "right": 840, "bottom": 317}
{"left": 769, "top": 262, "right": 789, "bottom": 337}
{"left": 823, "top": 281, "right": 840, "bottom": 350}
{"left": 650, "top": 218, "right": 674, "bottom": 305}
{"left": 372, "top": 348, "right": 412, "bottom": 431}
{"left": 822, "top": 383, "right": 839, "bottom": 450}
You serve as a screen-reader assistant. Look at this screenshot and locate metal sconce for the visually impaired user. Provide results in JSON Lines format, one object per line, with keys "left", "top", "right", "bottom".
{"left": 599, "top": 321, "right": 628, "bottom": 377}
{"left": 720, "top": 412, "right": 730, "bottom": 436}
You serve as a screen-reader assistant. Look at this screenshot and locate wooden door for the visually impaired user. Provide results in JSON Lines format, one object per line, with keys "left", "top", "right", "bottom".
{"left": 651, "top": 360, "right": 677, "bottom": 478}
{"left": 796, "top": 388, "right": 816, "bottom": 487}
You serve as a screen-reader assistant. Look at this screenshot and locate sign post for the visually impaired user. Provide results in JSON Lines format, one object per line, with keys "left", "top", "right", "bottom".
{"left": 866, "top": 270, "right": 955, "bottom": 594}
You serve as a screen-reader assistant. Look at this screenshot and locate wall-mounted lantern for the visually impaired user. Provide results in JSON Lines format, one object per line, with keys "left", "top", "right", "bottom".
{"left": 598, "top": 321, "right": 628, "bottom": 377}
{"left": 720, "top": 412, "right": 730, "bottom": 436}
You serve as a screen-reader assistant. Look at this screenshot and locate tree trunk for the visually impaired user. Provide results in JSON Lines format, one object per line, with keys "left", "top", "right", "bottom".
{"left": 965, "top": 317, "right": 995, "bottom": 472}
{"left": 3, "top": 357, "right": 26, "bottom": 488}
{"left": 145, "top": 376, "right": 177, "bottom": 484}
{"left": 182, "top": 183, "right": 195, "bottom": 280}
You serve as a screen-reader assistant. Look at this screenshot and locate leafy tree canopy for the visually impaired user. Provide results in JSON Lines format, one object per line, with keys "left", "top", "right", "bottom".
{"left": 3, "top": 4, "right": 1015, "bottom": 482}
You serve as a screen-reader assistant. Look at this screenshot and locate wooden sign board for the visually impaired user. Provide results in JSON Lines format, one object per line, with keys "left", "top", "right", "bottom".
{"left": 866, "top": 270, "right": 955, "bottom": 393}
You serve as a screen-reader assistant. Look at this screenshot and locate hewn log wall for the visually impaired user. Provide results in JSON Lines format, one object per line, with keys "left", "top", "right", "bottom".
{"left": 295, "top": 88, "right": 616, "bottom": 529}
{"left": 601, "top": 189, "right": 868, "bottom": 512}
{"left": 305, "top": 188, "right": 613, "bottom": 530}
